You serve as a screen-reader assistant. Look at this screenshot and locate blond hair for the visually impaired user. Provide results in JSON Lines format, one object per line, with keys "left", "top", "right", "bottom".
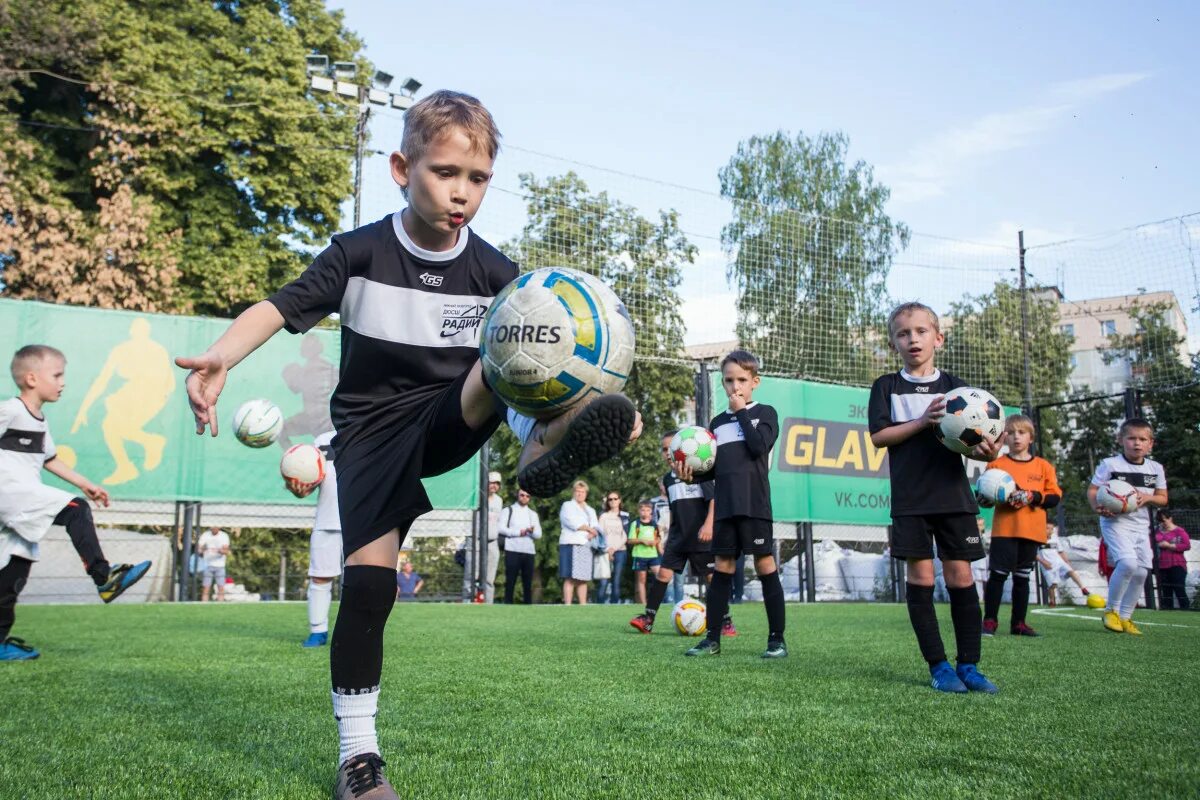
{"left": 1004, "top": 413, "right": 1035, "bottom": 436}
{"left": 400, "top": 90, "right": 501, "bottom": 165}
{"left": 887, "top": 301, "right": 941, "bottom": 336}
{"left": 10, "top": 344, "right": 64, "bottom": 386}
{"left": 573, "top": 480, "right": 589, "bottom": 491}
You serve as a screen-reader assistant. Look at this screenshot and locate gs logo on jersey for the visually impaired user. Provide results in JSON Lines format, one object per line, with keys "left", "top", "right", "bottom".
{"left": 419, "top": 272, "right": 444, "bottom": 287}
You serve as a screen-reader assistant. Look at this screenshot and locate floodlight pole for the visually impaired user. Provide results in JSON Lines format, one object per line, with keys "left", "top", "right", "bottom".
{"left": 353, "top": 105, "right": 371, "bottom": 228}
{"left": 1018, "top": 230, "right": 1034, "bottom": 420}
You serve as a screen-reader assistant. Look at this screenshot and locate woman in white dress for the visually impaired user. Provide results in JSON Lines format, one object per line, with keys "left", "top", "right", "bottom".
{"left": 558, "top": 480, "right": 599, "bottom": 605}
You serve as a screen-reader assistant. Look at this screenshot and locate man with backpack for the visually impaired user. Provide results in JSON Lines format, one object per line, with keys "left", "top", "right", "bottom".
{"left": 498, "top": 487, "right": 542, "bottom": 604}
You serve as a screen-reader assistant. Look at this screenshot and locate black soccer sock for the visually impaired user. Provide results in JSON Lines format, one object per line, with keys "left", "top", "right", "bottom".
{"left": 0, "top": 556, "right": 33, "bottom": 640}
{"left": 644, "top": 577, "right": 670, "bottom": 619}
{"left": 53, "top": 499, "right": 108, "bottom": 585}
{"left": 948, "top": 584, "right": 982, "bottom": 665}
{"left": 983, "top": 570, "right": 1008, "bottom": 622}
{"left": 905, "top": 582, "right": 946, "bottom": 665}
{"left": 705, "top": 571, "right": 733, "bottom": 643}
{"left": 330, "top": 565, "right": 397, "bottom": 692}
{"left": 759, "top": 570, "right": 786, "bottom": 642}
{"left": 1010, "top": 572, "right": 1031, "bottom": 627}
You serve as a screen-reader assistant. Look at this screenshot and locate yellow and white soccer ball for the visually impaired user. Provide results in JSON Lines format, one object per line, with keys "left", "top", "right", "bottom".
{"left": 479, "top": 267, "right": 635, "bottom": 419}
{"left": 280, "top": 443, "right": 326, "bottom": 484}
{"left": 1086, "top": 593, "right": 1106, "bottom": 609}
{"left": 672, "top": 597, "right": 707, "bottom": 636}
{"left": 232, "top": 399, "right": 283, "bottom": 448}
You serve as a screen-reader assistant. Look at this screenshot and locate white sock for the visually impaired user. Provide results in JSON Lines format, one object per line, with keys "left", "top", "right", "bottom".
{"left": 1106, "top": 559, "right": 1136, "bottom": 615}
{"left": 308, "top": 580, "right": 332, "bottom": 634}
{"left": 507, "top": 408, "right": 537, "bottom": 446}
{"left": 332, "top": 689, "right": 380, "bottom": 765}
{"left": 1118, "top": 566, "right": 1148, "bottom": 619}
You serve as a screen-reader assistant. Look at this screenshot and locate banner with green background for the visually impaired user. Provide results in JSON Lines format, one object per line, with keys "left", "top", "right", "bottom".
{"left": 710, "top": 373, "right": 1009, "bottom": 525}
{"left": 0, "top": 299, "right": 477, "bottom": 509}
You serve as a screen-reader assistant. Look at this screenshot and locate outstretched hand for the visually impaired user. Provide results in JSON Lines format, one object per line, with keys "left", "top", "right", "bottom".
{"left": 175, "top": 352, "right": 227, "bottom": 436}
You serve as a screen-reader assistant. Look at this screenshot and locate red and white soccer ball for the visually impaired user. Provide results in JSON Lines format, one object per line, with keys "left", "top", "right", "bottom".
{"left": 280, "top": 443, "right": 326, "bottom": 485}
{"left": 1096, "top": 479, "right": 1139, "bottom": 514}
{"left": 670, "top": 426, "right": 717, "bottom": 473}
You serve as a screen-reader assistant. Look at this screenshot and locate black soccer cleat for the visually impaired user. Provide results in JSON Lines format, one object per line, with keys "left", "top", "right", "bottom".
{"left": 684, "top": 639, "right": 721, "bottom": 657}
{"left": 517, "top": 394, "right": 636, "bottom": 497}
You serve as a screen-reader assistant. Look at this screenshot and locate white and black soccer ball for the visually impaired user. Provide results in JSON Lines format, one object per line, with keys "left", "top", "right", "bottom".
{"left": 232, "top": 399, "right": 283, "bottom": 448}
{"left": 975, "top": 468, "right": 1018, "bottom": 505}
{"left": 479, "top": 267, "right": 636, "bottom": 419}
{"left": 936, "top": 387, "right": 1004, "bottom": 456}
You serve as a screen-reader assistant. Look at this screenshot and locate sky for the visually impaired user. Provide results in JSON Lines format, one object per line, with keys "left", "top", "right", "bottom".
{"left": 329, "top": 1, "right": 1200, "bottom": 344}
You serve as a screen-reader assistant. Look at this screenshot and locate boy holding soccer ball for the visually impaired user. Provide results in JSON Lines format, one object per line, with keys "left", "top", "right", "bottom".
{"left": 868, "top": 303, "right": 1001, "bottom": 694}
{"left": 1089, "top": 418, "right": 1167, "bottom": 635}
{"left": 680, "top": 350, "right": 786, "bottom": 659}
{"left": 980, "top": 414, "right": 1062, "bottom": 637}
{"left": 176, "top": 91, "right": 641, "bottom": 798}
{"left": 284, "top": 431, "right": 342, "bottom": 648}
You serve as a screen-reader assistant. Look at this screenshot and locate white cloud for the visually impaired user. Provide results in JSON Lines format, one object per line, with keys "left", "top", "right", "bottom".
{"left": 882, "top": 72, "right": 1152, "bottom": 204}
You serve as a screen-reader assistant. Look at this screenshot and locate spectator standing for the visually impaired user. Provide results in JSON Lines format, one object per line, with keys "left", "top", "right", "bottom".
{"left": 1155, "top": 511, "right": 1191, "bottom": 610}
{"left": 395, "top": 561, "right": 423, "bottom": 601}
{"left": 597, "top": 492, "right": 629, "bottom": 604}
{"left": 558, "top": 481, "right": 599, "bottom": 605}
{"left": 197, "top": 526, "right": 231, "bottom": 602}
{"left": 498, "top": 488, "right": 541, "bottom": 604}
{"left": 628, "top": 501, "right": 662, "bottom": 606}
{"left": 484, "top": 471, "right": 503, "bottom": 604}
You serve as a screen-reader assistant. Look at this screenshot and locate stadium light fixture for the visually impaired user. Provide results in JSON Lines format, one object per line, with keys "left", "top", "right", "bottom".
{"left": 335, "top": 81, "right": 359, "bottom": 99}
{"left": 367, "top": 87, "right": 390, "bottom": 106}
{"left": 332, "top": 61, "right": 358, "bottom": 81}
{"left": 310, "top": 75, "right": 334, "bottom": 93}
{"left": 306, "top": 54, "right": 330, "bottom": 76}
{"left": 399, "top": 77, "right": 422, "bottom": 96}
{"left": 391, "top": 94, "right": 415, "bottom": 111}
{"left": 373, "top": 70, "right": 394, "bottom": 89}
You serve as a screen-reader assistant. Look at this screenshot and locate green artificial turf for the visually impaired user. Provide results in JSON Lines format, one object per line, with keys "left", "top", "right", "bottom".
{"left": 1, "top": 601, "right": 1197, "bottom": 799}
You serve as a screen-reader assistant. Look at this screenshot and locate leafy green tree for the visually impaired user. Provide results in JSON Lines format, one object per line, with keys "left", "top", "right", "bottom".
{"left": 1, "top": 0, "right": 365, "bottom": 315}
{"left": 494, "top": 172, "right": 697, "bottom": 601}
{"left": 1055, "top": 392, "right": 1123, "bottom": 524}
{"left": 718, "top": 131, "right": 910, "bottom": 382}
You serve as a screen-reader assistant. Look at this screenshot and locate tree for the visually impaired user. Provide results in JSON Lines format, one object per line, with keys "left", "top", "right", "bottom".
{"left": 495, "top": 172, "right": 697, "bottom": 601}
{"left": 718, "top": 131, "right": 910, "bottom": 382}
{"left": 1, "top": 0, "right": 365, "bottom": 315}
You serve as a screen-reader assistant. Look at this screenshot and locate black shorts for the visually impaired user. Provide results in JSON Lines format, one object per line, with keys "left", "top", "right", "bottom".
{"left": 660, "top": 534, "right": 715, "bottom": 575}
{"left": 335, "top": 369, "right": 501, "bottom": 556}
{"left": 712, "top": 516, "right": 774, "bottom": 558}
{"left": 988, "top": 537, "right": 1041, "bottom": 573}
{"left": 889, "top": 513, "right": 984, "bottom": 562}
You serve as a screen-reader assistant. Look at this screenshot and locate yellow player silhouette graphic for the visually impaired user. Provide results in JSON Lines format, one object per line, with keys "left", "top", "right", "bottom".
{"left": 71, "top": 318, "right": 176, "bottom": 485}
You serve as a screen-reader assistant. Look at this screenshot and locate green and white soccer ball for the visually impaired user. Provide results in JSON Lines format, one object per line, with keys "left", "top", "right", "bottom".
{"left": 232, "top": 399, "right": 283, "bottom": 448}
{"left": 670, "top": 426, "right": 717, "bottom": 473}
{"left": 479, "top": 267, "right": 636, "bottom": 420}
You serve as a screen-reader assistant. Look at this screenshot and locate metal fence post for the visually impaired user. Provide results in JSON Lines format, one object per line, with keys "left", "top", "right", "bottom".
{"left": 180, "top": 501, "right": 195, "bottom": 601}
{"left": 802, "top": 521, "right": 816, "bottom": 603}
{"left": 278, "top": 548, "right": 288, "bottom": 601}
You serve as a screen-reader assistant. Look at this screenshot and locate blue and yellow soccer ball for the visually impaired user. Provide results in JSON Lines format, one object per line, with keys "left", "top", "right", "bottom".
{"left": 480, "top": 267, "right": 635, "bottom": 419}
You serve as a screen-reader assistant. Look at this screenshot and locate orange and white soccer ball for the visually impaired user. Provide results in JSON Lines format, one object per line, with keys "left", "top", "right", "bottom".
{"left": 672, "top": 598, "right": 707, "bottom": 636}
{"left": 1096, "top": 479, "right": 1138, "bottom": 514}
{"left": 280, "top": 443, "right": 326, "bottom": 485}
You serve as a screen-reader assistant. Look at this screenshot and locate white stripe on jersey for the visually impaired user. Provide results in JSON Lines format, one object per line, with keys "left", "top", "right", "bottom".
{"left": 713, "top": 420, "right": 745, "bottom": 447}
{"left": 890, "top": 393, "right": 937, "bottom": 423}
{"left": 667, "top": 481, "right": 706, "bottom": 502}
{"left": 340, "top": 276, "right": 493, "bottom": 349}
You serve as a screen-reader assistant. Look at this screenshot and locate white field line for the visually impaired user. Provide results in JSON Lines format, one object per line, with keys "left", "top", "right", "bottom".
{"left": 1031, "top": 608, "right": 1198, "bottom": 629}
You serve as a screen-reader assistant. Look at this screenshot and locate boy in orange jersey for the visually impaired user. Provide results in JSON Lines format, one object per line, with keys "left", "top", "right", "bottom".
{"left": 981, "top": 414, "right": 1062, "bottom": 637}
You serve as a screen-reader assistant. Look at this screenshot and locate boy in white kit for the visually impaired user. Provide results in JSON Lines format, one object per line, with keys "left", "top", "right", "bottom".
{"left": 1088, "top": 418, "right": 1167, "bottom": 635}
{"left": 286, "top": 430, "right": 342, "bottom": 648}
{"left": 0, "top": 345, "right": 151, "bottom": 661}
{"left": 1037, "top": 525, "right": 1092, "bottom": 607}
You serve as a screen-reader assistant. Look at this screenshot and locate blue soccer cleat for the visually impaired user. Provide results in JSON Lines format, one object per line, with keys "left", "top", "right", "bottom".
{"left": 302, "top": 632, "right": 328, "bottom": 648}
{"left": 956, "top": 663, "right": 999, "bottom": 694}
{"left": 0, "top": 637, "right": 40, "bottom": 661}
{"left": 98, "top": 560, "right": 151, "bottom": 604}
{"left": 929, "top": 660, "right": 968, "bottom": 693}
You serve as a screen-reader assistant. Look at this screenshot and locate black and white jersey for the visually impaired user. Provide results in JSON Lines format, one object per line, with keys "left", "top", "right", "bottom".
{"left": 699, "top": 403, "right": 778, "bottom": 521}
{"left": 1092, "top": 454, "right": 1166, "bottom": 539}
{"left": 867, "top": 369, "right": 975, "bottom": 516}
{"left": 269, "top": 214, "right": 518, "bottom": 433}
{"left": 663, "top": 471, "right": 714, "bottom": 542}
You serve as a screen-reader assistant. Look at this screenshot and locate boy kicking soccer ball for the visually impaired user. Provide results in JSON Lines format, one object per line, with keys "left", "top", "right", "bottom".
{"left": 981, "top": 414, "right": 1062, "bottom": 637}
{"left": 1089, "top": 418, "right": 1167, "bottom": 636}
{"left": 681, "top": 350, "right": 785, "bottom": 659}
{"left": 176, "top": 91, "right": 640, "bottom": 799}
{"left": 0, "top": 345, "right": 151, "bottom": 661}
{"left": 868, "top": 303, "right": 1001, "bottom": 694}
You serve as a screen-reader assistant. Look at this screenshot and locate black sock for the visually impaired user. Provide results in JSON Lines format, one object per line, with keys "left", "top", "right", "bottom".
{"left": 1011, "top": 573, "right": 1030, "bottom": 627}
{"left": 760, "top": 570, "right": 786, "bottom": 641}
{"left": 705, "top": 571, "right": 733, "bottom": 643}
{"left": 53, "top": 499, "right": 109, "bottom": 585}
{"left": 330, "top": 565, "right": 397, "bottom": 692}
{"left": 0, "top": 557, "right": 33, "bottom": 641}
{"left": 723, "top": 613, "right": 733, "bottom": 626}
{"left": 905, "top": 583, "right": 946, "bottom": 665}
{"left": 645, "top": 578, "right": 669, "bottom": 619}
{"left": 948, "top": 584, "right": 982, "bottom": 665}
{"left": 983, "top": 570, "right": 1007, "bottom": 622}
